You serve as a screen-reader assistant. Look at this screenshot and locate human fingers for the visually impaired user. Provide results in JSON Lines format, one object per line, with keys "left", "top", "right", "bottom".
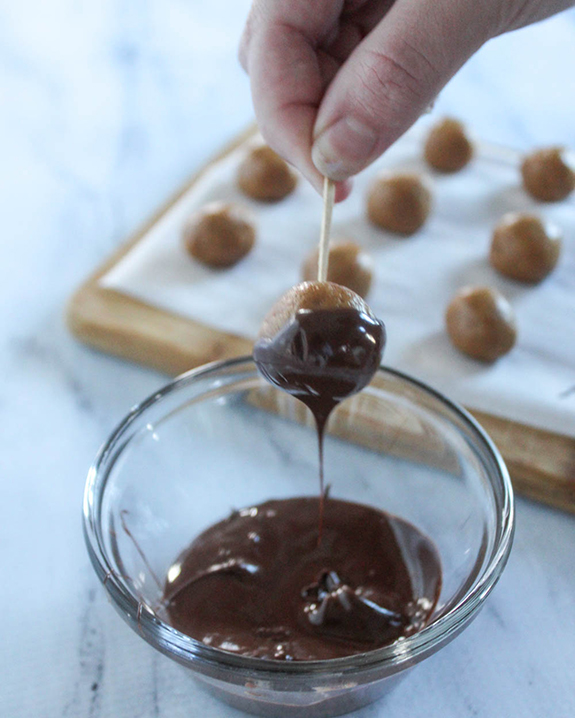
{"left": 311, "top": 0, "right": 498, "bottom": 180}
{"left": 239, "top": 1, "right": 353, "bottom": 200}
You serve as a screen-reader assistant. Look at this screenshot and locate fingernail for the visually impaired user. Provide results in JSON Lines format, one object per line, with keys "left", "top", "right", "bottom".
{"left": 312, "top": 117, "right": 379, "bottom": 180}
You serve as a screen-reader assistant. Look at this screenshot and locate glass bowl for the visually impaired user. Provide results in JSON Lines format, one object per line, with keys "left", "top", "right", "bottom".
{"left": 83, "top": 357, "right": 514, "bottom": 718}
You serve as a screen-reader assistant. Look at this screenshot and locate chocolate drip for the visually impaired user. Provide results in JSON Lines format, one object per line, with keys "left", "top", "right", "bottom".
{"left": 254, "top": 307, "right": 386, "bottom": 541}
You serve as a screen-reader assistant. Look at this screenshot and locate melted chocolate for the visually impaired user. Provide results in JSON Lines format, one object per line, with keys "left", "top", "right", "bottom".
{"left": 253, "top": 307, "right": 386, "bottom": 539}
{"left": 160, "top": 304, "right": 440, "bottom": 661}
{"left": 163, "top": 497, "right": 442, "bottom": 661}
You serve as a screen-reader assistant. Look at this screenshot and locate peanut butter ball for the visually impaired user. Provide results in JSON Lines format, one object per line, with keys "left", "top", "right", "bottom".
{"left": 521, "top": 147, "right": 575, "bottom": 202}
{"left": 490, "top": 213, "right": 562, "bottom": 283}
{"left": 424, "top": 118, "right": 473, "bottom": 172}
{"left": 183, "top": 202, "right": 255, "bottom": 268}
{"left": 446, "top": 287, "right": 517, "bottom": 363}
{"left": 237, "top": 143, "right": 297, "bottom": 202}
{"left": 254, "top": 281, "right": 386, "bottom": 412}
{"left": 301, "top": 241, "right": 374, "bottom": 298}
{"left": 367, "top": 172, "right": 432, "bottom": 235}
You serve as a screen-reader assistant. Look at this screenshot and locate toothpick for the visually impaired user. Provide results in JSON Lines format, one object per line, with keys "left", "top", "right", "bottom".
{"left": 317, "top": 177, "right": 335, "bottom": 282}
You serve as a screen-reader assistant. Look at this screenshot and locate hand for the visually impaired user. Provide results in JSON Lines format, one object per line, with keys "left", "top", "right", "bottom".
{"left": 240, "top": 0, "right": 575, "bottom": 201}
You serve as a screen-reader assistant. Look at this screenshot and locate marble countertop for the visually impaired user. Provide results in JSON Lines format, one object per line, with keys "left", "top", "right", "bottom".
{"left": 1, "top": 2, "right": 574, "bottom": 717}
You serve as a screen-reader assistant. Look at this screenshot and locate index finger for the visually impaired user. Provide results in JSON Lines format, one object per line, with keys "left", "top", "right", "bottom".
{"left": 241, "top": 2, "right": 351, "bottom": 200}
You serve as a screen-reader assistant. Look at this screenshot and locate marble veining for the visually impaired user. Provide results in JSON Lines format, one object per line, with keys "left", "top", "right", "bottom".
{"left": 1, "top": 2, "right": 574, "bottom": 717}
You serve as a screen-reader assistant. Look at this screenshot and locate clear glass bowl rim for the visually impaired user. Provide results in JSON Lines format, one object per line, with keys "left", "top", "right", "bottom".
{"left": 83, "top": 357, "right": 514, "bottom": 679}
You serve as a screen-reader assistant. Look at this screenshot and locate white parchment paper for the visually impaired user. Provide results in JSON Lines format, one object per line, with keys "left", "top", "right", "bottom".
{"left": 101, "top": 123, "right": 575, "bottom": 437}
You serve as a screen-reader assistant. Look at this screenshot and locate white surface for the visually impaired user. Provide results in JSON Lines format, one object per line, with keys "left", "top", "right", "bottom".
{"left": 1, "top": 2, "right": 575, "bottom": 718}
{"left": 101, "top": 127, "right": 575, "bottom": 437}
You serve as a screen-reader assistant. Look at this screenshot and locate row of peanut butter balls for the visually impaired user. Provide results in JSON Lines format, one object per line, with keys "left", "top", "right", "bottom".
{"left": 182, "top": 118, "right": 572, "bottom": 362}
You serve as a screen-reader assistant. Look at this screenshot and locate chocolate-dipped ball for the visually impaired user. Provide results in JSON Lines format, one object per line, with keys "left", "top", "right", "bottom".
{"left": 367, "top": 172, "right": 432, "bottom": 235}
{"left": 237, "top": 143, "right": 298, "bottom": 201}
{"left": 254, "top": 281, "right": 386, "bottom": 422}
{"left": 183, "top": 201, "right": 255, "bottom": 268}
{"left": 301, "top": 241, "right": 374, "bottom": 298}
{"left": 424, "top": 118, "right": 473, "bottom": 172}
{"left": 490, "top": 213, "right": 562, "bottom": 283}
{"left": 446, "top": 286, "right": 516, "bottom": 363}
{"left": 521, "top": 147, "right": 575, "bottom": 202}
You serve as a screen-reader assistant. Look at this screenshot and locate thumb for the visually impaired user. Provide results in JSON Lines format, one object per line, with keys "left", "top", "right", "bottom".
{"left": 311, "top": 0, "right": 495, "bottom": 180}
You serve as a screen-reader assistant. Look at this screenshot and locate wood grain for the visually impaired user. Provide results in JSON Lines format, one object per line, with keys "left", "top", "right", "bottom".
{"left": 67, "top": 125, "right": 575, "bottom": 514}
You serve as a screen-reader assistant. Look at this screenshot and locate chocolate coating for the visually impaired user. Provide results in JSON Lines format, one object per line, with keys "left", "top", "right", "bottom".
{"left": 490, "top": 213, "right": 562, "bottom": 283}
{"left": 237, "top": 144, "right": 297, "bottom": 202}
{"left": 163, "top": 497, "right": 442, "bottom": 660}
{"left": 424, "top": 118, "right": 473, "bottom": 173}
{"left": 367, "top": 172, "right": 432, "bottom": 235}
{"left": 301, "top": 241, "right": 374, "bottom": 298}
{"left": 446, "top": 286, "right": 517, "bottom": 363}
{"left": 184, "top": 202, "right": 255, "bottom": 268}
{"left": 521, "top": 147, "right": 575, "bottom": 202}
{"left": 254, "top": 282, "right": 385, "bottom": 425}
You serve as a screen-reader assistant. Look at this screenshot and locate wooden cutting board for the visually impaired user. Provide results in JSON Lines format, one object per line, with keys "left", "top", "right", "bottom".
{"left": 67, "top": 125, "right": 575, "bottom": 514}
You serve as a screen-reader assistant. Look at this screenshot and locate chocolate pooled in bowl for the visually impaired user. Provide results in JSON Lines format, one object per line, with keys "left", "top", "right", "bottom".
{"left": 164, "top": 497, "right": 442, "bottom": 661}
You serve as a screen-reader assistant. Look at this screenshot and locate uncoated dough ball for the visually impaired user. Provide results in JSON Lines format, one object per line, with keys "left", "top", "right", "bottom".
{"left": 301, "top": 241, "right": 374, "bottom": 298}
{"left": 183, "top": 201, "right": 256, "bottom": 268}
{"left": 367, "top": 172, "right": 432, "bottom": 235}
{"left": 446, "top": 286, "right": 517, "bottom": 363}
{"left": 521, "top": 147, "right": 575, "bottom": 202}
{"left": 490, "top": 213, "right": 562, "bottom": 283}
{"left": 424, "top": 118, "right": 473, "bottom": 172}
{"left": 237, "top": 143, "right": 298, "bottom": 201}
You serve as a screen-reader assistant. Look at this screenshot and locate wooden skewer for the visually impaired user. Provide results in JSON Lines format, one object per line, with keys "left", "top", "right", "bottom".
{"left": 317, "top": 177, "right": 336, "bottom": 282}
